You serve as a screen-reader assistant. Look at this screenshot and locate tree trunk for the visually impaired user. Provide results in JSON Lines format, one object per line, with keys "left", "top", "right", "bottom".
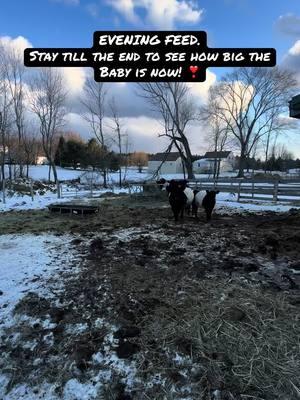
{"left": 216, "top": 159, "right": 221, "bottom": 179}
{"left": 181, "top": 135, "right": 194, "bottom": 179}
{"left": 51, "top": 162, "right": 58, "bottom": 183}
{"left": 184, "top": 158, "right": 194, "bottom": 179}
{"left": 237, "top": 149, "right": 246, "bottom": 178}
{"left": 119, "top": 168, "right": 122, "bottom": 188}
{"left": 1, "top": 162, "right": 4, "bottom": 181}
{"left": 8, "top": 162, "right": 12, "bottom": 180}
{"left": 103, "top": 169, "right": 107, "bottom": 188}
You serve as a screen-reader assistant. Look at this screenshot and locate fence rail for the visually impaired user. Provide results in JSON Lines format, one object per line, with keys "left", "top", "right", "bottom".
{"left": 1, "top": 177, "right": 300, "bottom": 205}
{"left": 131, "top": 179, "right": 300, "bottom": 203}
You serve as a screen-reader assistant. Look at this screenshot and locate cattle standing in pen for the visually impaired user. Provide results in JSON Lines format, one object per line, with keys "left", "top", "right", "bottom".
{"left": 164, "top": 179, "right": 194, "bottom": 221}
{"left": 192, "top": 189, "right": 219, "bottom": 221}
{"left": 157, "top": 179, "right": 219, "bottom": 222}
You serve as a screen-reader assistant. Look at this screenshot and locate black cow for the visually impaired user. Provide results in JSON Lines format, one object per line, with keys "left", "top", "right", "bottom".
{"left": 165, "top": 179, "right": 194, "bottom": 221}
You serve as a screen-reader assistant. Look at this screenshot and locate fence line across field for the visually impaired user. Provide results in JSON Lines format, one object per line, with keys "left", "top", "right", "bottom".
{"left": 132, "top": 179, "right": 300, "bottom": 203}
{"left": 1, "top": 177, "right": 300, "bottom": 204}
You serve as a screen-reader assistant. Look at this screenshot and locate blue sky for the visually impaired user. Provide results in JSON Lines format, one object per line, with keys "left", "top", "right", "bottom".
{"left": 0, "top": 0, "right": 300, "bottom": 155}
{"left": 1, "top": 0, "right": 299, "bottom": 71}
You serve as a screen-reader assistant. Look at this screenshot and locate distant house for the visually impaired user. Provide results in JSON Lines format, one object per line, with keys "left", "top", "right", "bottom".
{"left": 36, "top": 156, "right": 49, "bottom": 165}
{"left": 0, "top": 145, "right": 8, "bottom": 154}
{"left": 148, "top": 152, "right": 184, "bottom": 175}
{"left": 193, "top": 151, "right": 235, "bottom": 174}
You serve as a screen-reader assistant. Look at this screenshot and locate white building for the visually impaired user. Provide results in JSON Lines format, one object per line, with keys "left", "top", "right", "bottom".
{"left": 36, "top": 156, "right": 49, "bottom": 165}
{"left": 148, "top": 152, "right": 184, "bottom": 175}
{"left": 193, "top": 151, "right": 235, "bottom": 174}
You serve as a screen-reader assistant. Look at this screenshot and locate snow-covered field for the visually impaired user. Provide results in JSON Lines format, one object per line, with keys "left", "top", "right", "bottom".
{"left": 3, "top": 165, "right": 150, "bottom": 183}
{"left": 1, "top": 165, "right": 300, "bottom": 213}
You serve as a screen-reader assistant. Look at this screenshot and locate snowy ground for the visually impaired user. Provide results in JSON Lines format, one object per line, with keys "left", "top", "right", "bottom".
{"left": 1, "top": 165, "right": 300, "bottom": 213}
{"left": 3, "top": 165, "right": 150, "bottom": 183}
{"left": 0, "top": 233, "right": 85, "bottom": 399}
{"left": 0, "top": 234, "right": 79, "bottom": 325}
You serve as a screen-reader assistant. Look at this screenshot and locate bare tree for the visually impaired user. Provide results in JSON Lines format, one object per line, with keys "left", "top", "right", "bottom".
{"left": 202, "top": 106, "right": 231, "bottom": 179}
{"left": 23, "top": 124, "right": 40, "bottom": 178}
{"left": 30, "top": 68, "right": 67, "bottom": 183}
{"left": 0, "top": 50, "right": 13, "bottom": 181}
{"left": 202, "top": 67, "right": 297, "bottom": 177}
{"left": 108, "top": 98, "right": 125, "bottom": 187}
{"left": 81, "top": 78, "right": 109, "bottom": 187}
{"left": 0, "top": 40, "right": 27, "bottom": 177}
{"left": 138, "top": 82, "right": 196, "bottom": 179}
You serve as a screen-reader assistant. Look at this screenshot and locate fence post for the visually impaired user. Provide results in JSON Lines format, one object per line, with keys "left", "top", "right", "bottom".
{"left": 251, "top": 179, "right": 254, "bottom": 199}
{"left": 2, "top": 178, "right": 5, "bottom": 204}
{"left": 30, "top": 180, "right": 34, "bottom": 201}
{"left": 273, "top": 181, "right": 278, "bottom": 202}
{"left": 237, "top": 181, "right": 242, "bottom": 202}
{"left": 128, "top": 184, "right": 132, "bottom": 196}
{"left": 57, "top": 181, "right": 61, "bottom": 199}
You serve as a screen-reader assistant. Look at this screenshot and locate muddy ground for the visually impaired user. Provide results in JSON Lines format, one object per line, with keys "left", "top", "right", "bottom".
{"left": 1, "top": 194, "right": 300, "bottom": 399}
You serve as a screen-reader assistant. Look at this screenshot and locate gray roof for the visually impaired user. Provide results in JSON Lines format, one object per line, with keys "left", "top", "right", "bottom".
{"left": 149, "top": 152, "right": 181, "bottom": 161}
{"left": 204, "top": 151, "right": 232, "bottom": 159}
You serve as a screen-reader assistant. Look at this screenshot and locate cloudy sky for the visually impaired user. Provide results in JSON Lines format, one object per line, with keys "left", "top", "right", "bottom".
{"left": 1, "top": 0, "right": 300, "bottom": 156}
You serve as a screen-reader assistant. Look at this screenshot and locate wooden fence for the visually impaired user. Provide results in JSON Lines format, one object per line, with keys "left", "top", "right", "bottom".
{"left": 1, "top": 178, "right": 300, "bottom": 205}
{"left": 129, "top": 179, "right": 300, "bottom": 203}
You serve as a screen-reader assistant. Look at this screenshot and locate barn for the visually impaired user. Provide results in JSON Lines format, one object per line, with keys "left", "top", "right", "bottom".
{"left": 147, "top": 152, "right": 184, "bottom": 175}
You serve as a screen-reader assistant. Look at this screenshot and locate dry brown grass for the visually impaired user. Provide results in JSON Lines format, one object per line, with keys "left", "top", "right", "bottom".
{"left": 138, "top": 278, "right": 300, "bottom": 399}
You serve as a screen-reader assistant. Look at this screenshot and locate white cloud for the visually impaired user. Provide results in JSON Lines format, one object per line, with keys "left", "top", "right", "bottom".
{"left": 65, "top": 111, "right": 209, "bottom": 154}
{"left": 107, "top": 0, "right": 203, "bottom": 29}
{"left": 275, "top": 13, "right": 300, "bottom": 37}
{"left": 288, "top": 40, "right": 300, "bottom": 56}
{"left": 62, "top": 67, "right": 86, "bottom": 94}
{"left": 187, "top": 69, "right": 217, "bottom": 103}
{"left": 282, "top": 40, "right": 300, "bottom": 84}
{"left": 108, "top": 0, "right": 140, "bottom": 24}
{"left": 0, "top": 35, "right": 32, "bottom": 55}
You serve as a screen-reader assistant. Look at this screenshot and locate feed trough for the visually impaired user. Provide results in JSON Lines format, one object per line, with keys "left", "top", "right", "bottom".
{"left": 48, "top": 203, "right": 99, "bottom": 215}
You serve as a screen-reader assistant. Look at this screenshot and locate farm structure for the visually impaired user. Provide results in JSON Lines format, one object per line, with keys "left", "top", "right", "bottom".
{"left": 147, "top": 152, "right": 184, "bottom": 175}
{"left": 193, "top": 151, "right": 235, "bottom": 174}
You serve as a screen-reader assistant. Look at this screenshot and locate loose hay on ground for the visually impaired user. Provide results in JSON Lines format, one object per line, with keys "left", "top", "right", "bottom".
{"left": 1, "top": 200, "right": 300, "bottom": 399}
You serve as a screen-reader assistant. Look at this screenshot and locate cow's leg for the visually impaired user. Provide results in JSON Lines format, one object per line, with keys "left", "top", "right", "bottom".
{"left": 172, "top": 205, "right": 179, "bottom": 222}
{"left": 192, "top": 203, "right": 198, "bottom": 219}
{"left": 205, "top": 208, "right": 212, "bottom": 222}
{"left": 180, "top": 206, "right": 184, "bottom": 219}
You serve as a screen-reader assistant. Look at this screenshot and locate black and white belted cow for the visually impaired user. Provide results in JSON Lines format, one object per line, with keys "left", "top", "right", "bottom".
{"left": 192, "top": 189, "right": 219, "bottom": 221}
{"left": 157, "top": 179, "right": 219, "bottom": 222}
{"left": 157, "top": 179, "right": 194, "bottom": 221}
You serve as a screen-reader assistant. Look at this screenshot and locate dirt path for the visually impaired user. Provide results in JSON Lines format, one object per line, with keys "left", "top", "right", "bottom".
{"left": 1, "top": 197, "right": 300, "bottom": 399}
